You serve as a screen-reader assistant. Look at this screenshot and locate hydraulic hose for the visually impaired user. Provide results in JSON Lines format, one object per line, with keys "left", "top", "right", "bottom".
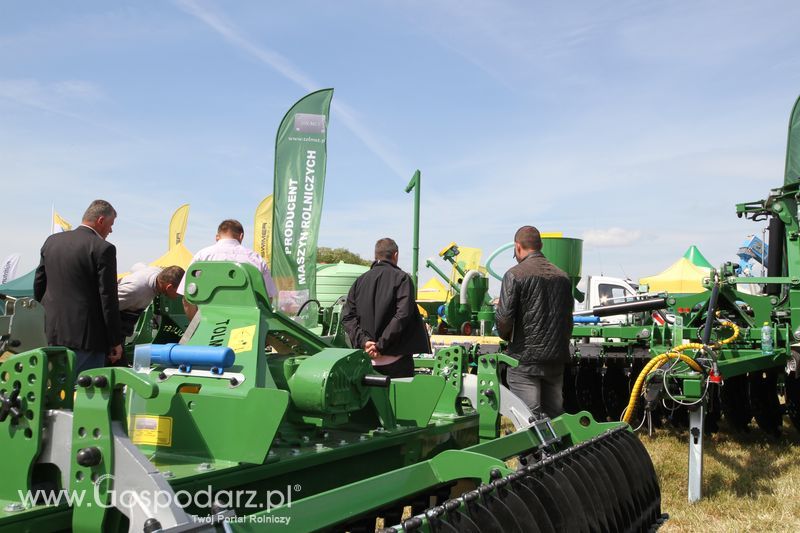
{"left": 622, "top": 350, "right": 703, "bottom": 424}
{"left": 714, "top": 319, "right": 740, "bottom": 346}
{"left": 622, "top": 319, "right": 740, "bottom": 425}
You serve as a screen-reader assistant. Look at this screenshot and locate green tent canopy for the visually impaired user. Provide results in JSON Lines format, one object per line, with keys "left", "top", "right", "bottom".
{"left": 683, "top": 245, "right": 713, "bottom": 269}
{"left": 0, "top": 268, "right": 35, "bottom": 297}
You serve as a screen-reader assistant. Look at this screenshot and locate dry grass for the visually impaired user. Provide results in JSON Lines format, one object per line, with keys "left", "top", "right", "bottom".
{"left": 643, "top": 421, "right": 800, "bottom": 532}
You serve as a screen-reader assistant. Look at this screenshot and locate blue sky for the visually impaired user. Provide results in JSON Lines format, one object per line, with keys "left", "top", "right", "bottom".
{"left": 2, "top": 0, "right": 800, "bottom": 289}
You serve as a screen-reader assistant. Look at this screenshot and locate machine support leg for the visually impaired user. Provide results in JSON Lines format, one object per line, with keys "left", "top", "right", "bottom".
{"left": 688, "top": 404, "right": 704, "bottom": 503}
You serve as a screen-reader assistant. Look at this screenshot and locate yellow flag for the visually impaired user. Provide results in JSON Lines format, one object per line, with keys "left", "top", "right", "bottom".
{"left": 253, "top": 195, "right": 273, "bottom": 268}
{"left": 52, "top": 211, "right": 72, "bottom": 233}
{"left": 168, "top": 204, "right": 190, "bottom": 251}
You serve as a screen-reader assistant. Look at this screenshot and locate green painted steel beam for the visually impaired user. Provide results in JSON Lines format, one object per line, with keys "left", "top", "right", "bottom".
{"left": 232, "top": 449, "right": 512, "bottom": 532}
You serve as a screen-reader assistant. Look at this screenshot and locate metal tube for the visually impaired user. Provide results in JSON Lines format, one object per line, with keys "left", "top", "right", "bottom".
{"left": 425, "top": 259, "right": 460, "bottom": 293}
{"left": 460, "top": 270, "right": 483, "bottom": 305}
{"left": 451, "top": 260, "right": 467, "bottom": 278}
{"left": 404, "top": 170, "right": 421, "bottom": 291}
{"left": 688, "top": 405, "right": 704, "bottom": 503}
{"left": 591, "top": 297, "right": 668, "bottom": 317}
{"left": 701, "top": 279, "right": 720, "bottom": 345}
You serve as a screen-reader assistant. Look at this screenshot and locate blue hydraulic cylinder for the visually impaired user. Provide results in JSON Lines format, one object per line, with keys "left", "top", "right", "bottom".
{"left": 145, "top": 343, "right": 235, "bottom": 369}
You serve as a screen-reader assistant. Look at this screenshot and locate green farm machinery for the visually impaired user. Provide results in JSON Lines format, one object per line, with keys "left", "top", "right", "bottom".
{"left": 0, "top": 295, "right": 47, "bottom": 357}
{"left": 421, "top": 237, "right": 583, "bottom": 340}
{"left": 421, "top": 243, "right": 495, "bottom": 337}
{"left": 0, "top": 260, "right": 665, "bottom": 532}
{"left": 564, "top": 95, "right": 800, "bottom": 501}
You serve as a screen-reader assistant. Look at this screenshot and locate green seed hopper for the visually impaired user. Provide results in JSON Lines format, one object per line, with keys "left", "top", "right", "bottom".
{"left": 0, "top": 261, "right": 664, "bottom": 532}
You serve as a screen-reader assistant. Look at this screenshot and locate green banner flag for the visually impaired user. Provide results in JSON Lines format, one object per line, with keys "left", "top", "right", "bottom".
{"left": 271, "top": 88, "right": 333, "bottom": 314}
{"left": 786, "top": 94, "right": 800, "bottom": 185}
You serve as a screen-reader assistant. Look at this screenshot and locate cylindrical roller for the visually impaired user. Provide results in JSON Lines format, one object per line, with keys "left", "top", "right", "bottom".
{"left": 492, "top": 482, "right": 544, "bottom": 533}
{"left": 463, "top": 497, "right": 504, "bottom": 532}
{"left": 441, "top": 503, "right": 481, "bottom": 533}
{"left": 481, "top": 486, "right": 522, "bottom": 533}
{"left": 581, "top": 441, "right": 635, "bottom": 528}
{"left": 766, "top": 216, "right": 785, "bottom": 296}
{"left": 548, "top": 463, "right": 598, "bottom": 531}
{"left": 525, "top": 466, "right": 588, "bottom": 532}
{"left": 518, "top": 473, "right": 569, "bottom": 531}
{"left": 506, "top": 478, "right": 555, "bottom": 533}
{"left": 591, "top": 297, "right": 667, "bottom": 317}
{"left": 381, "top": 428, "right": 664, "bottom": 533}
{"left": 571, "top": 449, "right": 620, "bottom": 531}
{"left": 616, "top": 431, "right": 662, "bottom": 525}
{"left": 561, "top": 453, "right": 611, "bottom": 531}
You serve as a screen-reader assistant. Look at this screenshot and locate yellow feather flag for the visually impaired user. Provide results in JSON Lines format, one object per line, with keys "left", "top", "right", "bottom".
{"left": 52, "top": 211, "right": 72, "bottom": 233}
{"left": 168, "top": 204, "right": 190, "bottom": 251}
{"left": 253, "top": 195, "right": 273, "bottom": 268}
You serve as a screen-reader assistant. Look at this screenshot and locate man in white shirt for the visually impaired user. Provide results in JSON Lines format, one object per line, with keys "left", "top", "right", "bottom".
{"left": 178, "top": 219, "right": 277, "bottom": 319}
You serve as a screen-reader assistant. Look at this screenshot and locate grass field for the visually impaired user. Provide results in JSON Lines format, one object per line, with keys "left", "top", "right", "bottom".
{"left": 642, "top": 421, "right": 800, "bottom": 532}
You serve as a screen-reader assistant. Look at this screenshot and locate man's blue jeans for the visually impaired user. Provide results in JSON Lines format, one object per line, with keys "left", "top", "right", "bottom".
{"left": 73, "top": 350, "right": 106, "bottom": 375}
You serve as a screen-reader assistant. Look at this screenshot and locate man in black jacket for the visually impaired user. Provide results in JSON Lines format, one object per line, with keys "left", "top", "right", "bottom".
{"left": 342, "top": 238, "right": 430, "bottom": 378}
{"left": 495, "top": 226, "right": 573, "bottom": 419}
{"left": 34, "top": 200, "right": 123, "bottom": 374}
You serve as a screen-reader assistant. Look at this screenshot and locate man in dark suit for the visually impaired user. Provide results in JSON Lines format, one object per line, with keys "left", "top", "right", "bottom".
{"left": 34, "top": 199, "right": 123, "bottom": 374}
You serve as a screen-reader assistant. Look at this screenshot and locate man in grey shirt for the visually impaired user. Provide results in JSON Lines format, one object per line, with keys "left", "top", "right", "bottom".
{"left": 118, "top": 265, "right": 184, "bottom": 336}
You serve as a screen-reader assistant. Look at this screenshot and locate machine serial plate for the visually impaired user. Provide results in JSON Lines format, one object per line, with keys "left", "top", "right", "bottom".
{"left": 131, "top": 415, "right": 173, "bottom": 446}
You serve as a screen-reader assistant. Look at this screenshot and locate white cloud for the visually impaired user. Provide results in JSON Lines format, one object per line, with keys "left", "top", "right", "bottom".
{"left": 53, "top": 80, "right": 106, "bottom": 101}
{"left": 0, "top": 79, "right": 105, "bottom": 108}
{"left": 0, "top": 78, "right": 136, "bottom": 140}
{"left": 582, "top": 227, "right": 642, "bottom": 247}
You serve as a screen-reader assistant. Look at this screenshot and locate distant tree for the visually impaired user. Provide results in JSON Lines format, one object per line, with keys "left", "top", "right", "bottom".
{"left": 317, "top": 247, "right": 371, "bottom": 266}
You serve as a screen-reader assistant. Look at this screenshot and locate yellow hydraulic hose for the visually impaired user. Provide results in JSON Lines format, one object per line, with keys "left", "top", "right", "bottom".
{"left": 715, "top": 319, "right": 739, "bottom": 346}
{"left": 621, "top": 317, "right": 740, "bottom": 424}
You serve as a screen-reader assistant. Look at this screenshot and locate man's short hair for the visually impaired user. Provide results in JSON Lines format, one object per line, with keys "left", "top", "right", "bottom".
{"left": 375, "top": 238, "right": 398, "bottom": 261}
{"left": 514, "top": 226, "right": 542, "bottom": 251}
{"left": 157, "top": 266, "right": 185, "bottom": 287}
{"left": 217, "top": 219, "right": 244, "bottom": 237}
{"left": 82, "top": 200, "right": 117, "bottom": 222}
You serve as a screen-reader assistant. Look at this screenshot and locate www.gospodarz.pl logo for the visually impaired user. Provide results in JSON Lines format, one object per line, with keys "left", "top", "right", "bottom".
{"left": 18, "top": 475, "right": 299, "bottom": 516}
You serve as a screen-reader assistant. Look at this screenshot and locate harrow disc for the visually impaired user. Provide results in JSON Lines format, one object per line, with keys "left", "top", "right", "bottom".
{"left": 720, "top": 374, "right": 752, "bottom": 432}
{"left": 381, "top": 427, "right": 667, "bottom": 533}
{"left": 749, "top": 369, "right": 782, "bottom": 437}
{"left": 601, "top": 362, "right": 631, "bottom": 423}
{"left": 573, "top": 361, "right": 605, "bottom": 421}
{"left": 785, "top": 372, "right": 800, "bottom": 431}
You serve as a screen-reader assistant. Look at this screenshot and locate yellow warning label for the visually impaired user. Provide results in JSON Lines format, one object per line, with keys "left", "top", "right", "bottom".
{"left": 131, "top": 416, "right": 172, "bottom": 446}
{"left": 228, "top": 325, "right": 256, "bottom": 353}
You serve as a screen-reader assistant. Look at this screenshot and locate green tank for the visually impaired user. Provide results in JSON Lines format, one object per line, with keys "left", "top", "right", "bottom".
{"left": 541, "top": 236, "right": 584, "bottom": 302}
{"left": 315, "top": 262, "right": 368, "bottom": 307}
